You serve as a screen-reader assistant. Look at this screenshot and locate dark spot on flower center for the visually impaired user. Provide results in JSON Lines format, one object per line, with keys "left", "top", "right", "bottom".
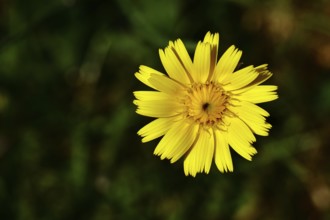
{"left": 202, "top": 103, "right": 210, "bottom": 111}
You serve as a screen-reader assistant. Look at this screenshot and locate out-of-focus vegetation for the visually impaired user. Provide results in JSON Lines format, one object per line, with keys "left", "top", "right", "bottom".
{"left": 0, "top": 0, "right": 329, "bottom": 219}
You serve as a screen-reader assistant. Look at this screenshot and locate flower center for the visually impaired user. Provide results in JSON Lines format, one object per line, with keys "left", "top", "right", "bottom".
{"left": 184, "top": 82, "right": 230, "bottom": 127}
{"left": 202, "top": 103, "right": 210, "bottom": 111}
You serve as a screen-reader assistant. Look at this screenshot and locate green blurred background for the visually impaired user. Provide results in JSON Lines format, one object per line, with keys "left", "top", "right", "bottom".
{"left": 0, "top": 0, "right": 330, "bottom": 219}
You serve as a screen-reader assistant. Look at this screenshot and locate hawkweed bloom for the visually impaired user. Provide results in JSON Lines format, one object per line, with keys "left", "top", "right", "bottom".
{"left": 134, "top": 32, "right": 278, "bottom": 177}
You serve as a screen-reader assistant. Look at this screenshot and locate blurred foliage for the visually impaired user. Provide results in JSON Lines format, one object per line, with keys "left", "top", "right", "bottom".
{"left": 0, "top": 0, "right": 330, "bottom": 219}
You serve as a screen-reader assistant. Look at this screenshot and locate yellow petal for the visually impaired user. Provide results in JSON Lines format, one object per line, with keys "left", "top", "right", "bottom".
{"left": 133, "top": 91, "right": 172, "bottom": 101}
{"left": 253, "top": 64, "right": 273, "bottom": 86}
{"left": 165, "top": 123, "right": 199, "bottom": 163}
{"left": 239, "top": 85, "right": 278, "bottom": 103}
{"left": 135, "top": 65, "right": 165, "bottom": 90}
{"left": 214, "top": 129, "right": 233, "bottom": 172}
{"left": 231, "top": 101, "right": 271, "bottom": 136}
{"left": 213, "top": 45, "right": 242, "bottom": 82}
{"left": 227, "top": 117, "right": 257, "bottom": 161}
{"left": 192, "top": 42, "right": 211, "bottom": 83}
{"left": 184, "top": 128, "right": 215, "bottom": 177}
{"left": 203, "top": 32, "right": 219, "bottom": 46}
{"left": 154, "top": 120, "right": 196, "bottom": 160}
{"left": 203, "top": 32, "right": 219, "bottom": 78}
{"left": 221, "top": 66, "right": 259, "bottom": 91}
{"left": 203, "top": 31, "right": 213, "bottom": 43}
{"left": 159, "top": 39, "right": 194, "bottom": 84}
{"left": 134, "top": 99, "right": 181, "bottom": 118}
{"left": 138, "top": 117, "right": 177, "bottom": 143}
{"left": 159, "top": 48, "right": 188, "bottom": 84}
{"left": 234, "top": 99, "right": 270, "bottom": 116}
{"left": 230, "top": 64, "right": 273, "bottom": 94}
{"left": 148, "top": 73, "right": 185, "bottom": 95}
{"left": 173, "top": 39, "right": 194, "bottom": 77}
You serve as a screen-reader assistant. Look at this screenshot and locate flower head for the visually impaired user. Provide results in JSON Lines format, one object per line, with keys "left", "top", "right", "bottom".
{"left": 134, "top": 32, "right": 278, "bottom": 177}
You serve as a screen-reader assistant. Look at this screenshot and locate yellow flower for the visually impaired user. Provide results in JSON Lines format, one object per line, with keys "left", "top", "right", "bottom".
{"left": 133, "top": 32, "right": 278, "bottom": 177}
